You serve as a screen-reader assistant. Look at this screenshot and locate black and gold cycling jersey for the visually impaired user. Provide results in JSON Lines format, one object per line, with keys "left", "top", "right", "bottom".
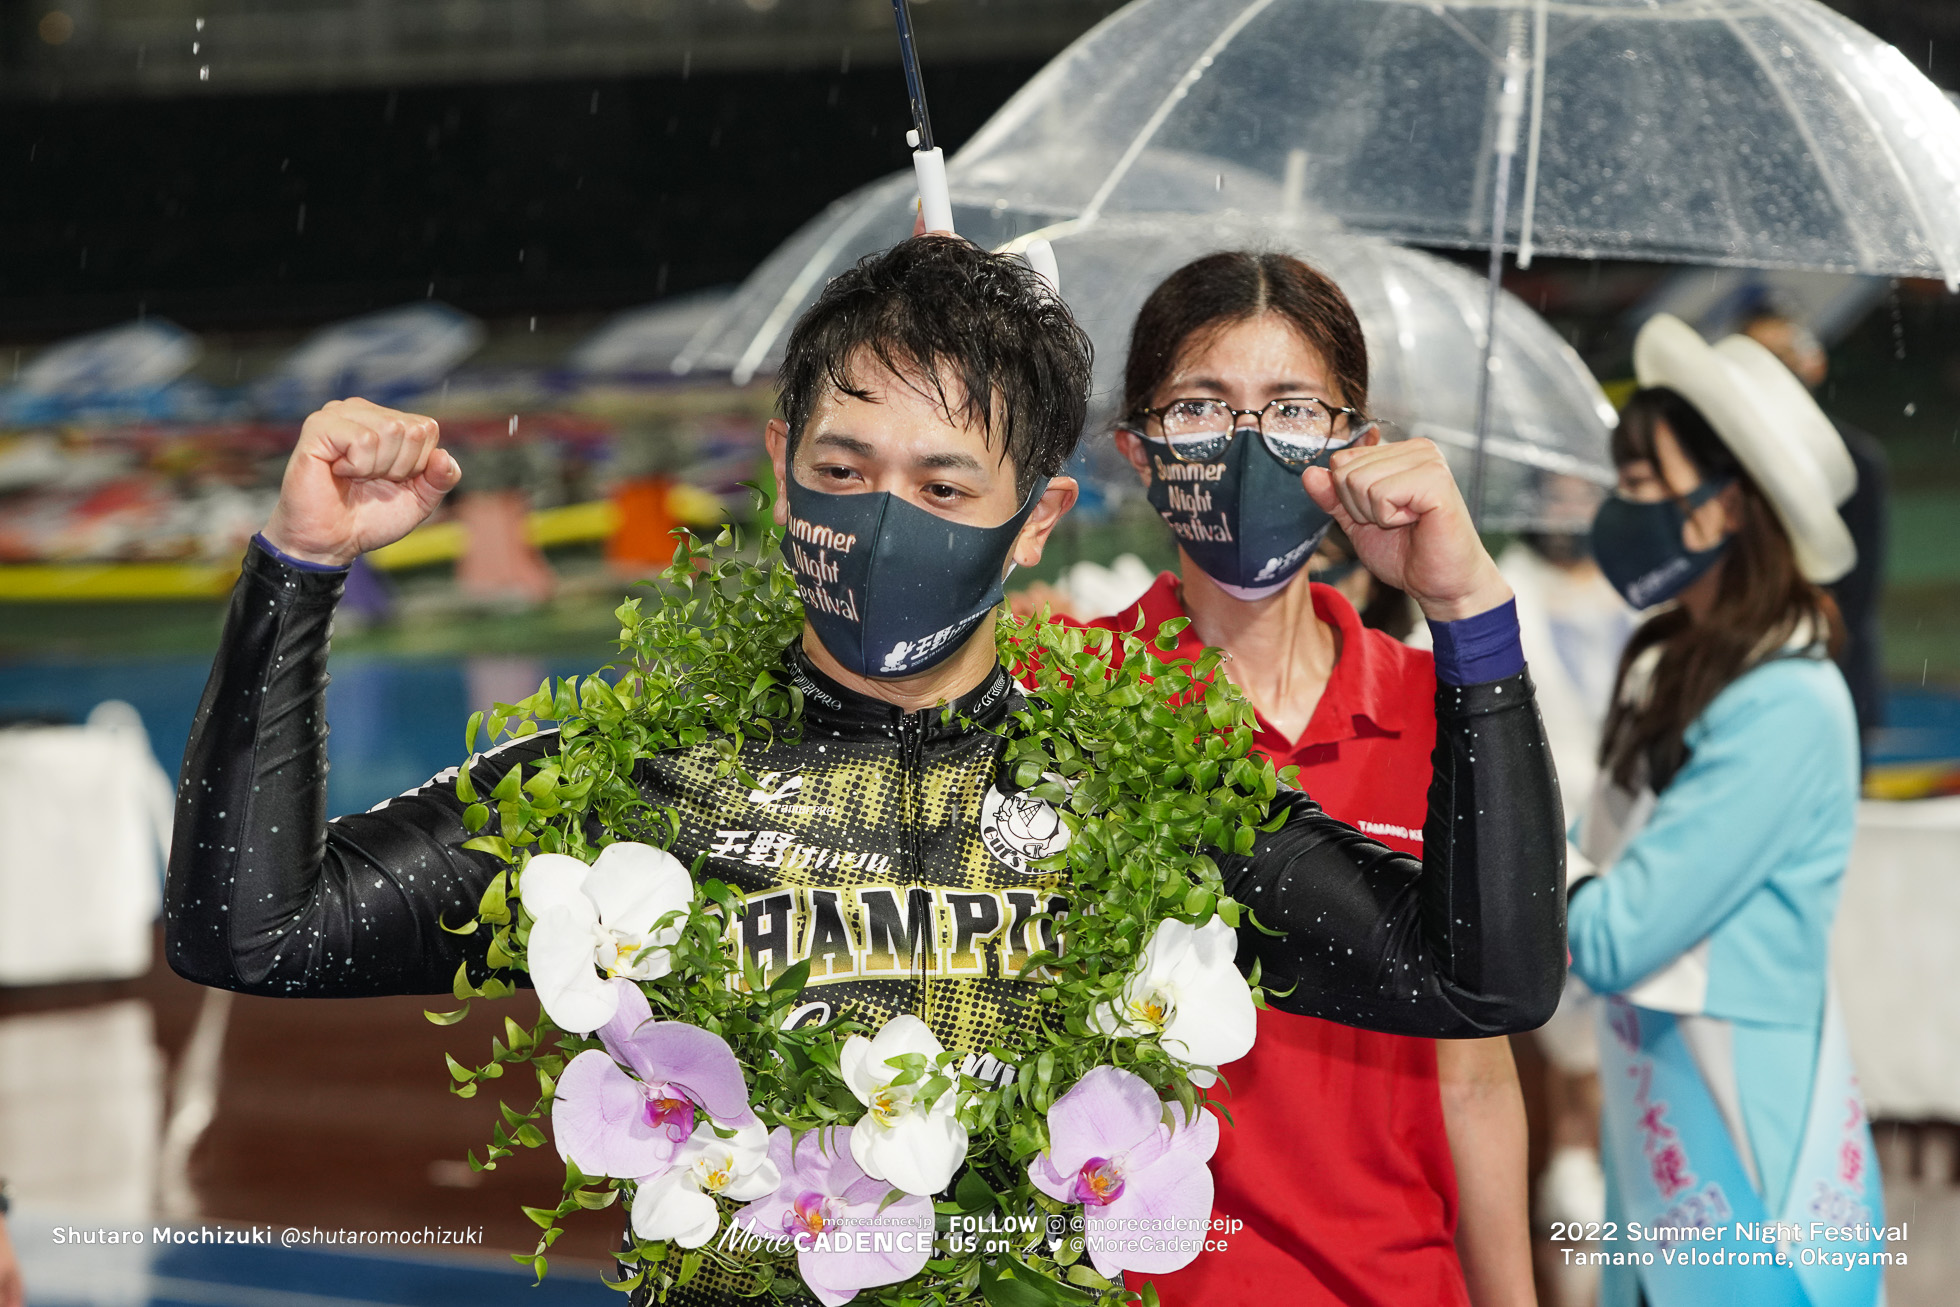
{"left": 641, "top": 642, "right": 1069, "bottom": 1068}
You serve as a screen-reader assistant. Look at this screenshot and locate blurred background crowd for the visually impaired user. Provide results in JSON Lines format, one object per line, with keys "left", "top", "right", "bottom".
{"left": 2, "top": 1, "right": 1959, "bottom": 1305}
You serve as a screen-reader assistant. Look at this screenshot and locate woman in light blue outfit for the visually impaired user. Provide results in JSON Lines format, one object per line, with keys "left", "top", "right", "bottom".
{"left": 1568, "top": 315, "right": 1882, "bottom": 1307}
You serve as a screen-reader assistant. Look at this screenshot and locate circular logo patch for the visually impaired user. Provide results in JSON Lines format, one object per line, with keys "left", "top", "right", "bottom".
{"left": 979, "top": 782, "right": 1070, "bottom": 875}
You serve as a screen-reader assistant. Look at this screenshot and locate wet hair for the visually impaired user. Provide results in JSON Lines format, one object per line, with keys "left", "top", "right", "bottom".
{"left": 1599, "top": 386, "right": 1843, "bottom": 791}
{"left": 1121, "top": 251, "right": 1370, "bottom": 419}
{"left": 777, "top": 235, "right": 1094, "bottom": 498}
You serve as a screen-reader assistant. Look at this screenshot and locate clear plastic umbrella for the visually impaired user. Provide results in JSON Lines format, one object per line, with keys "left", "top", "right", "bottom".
{"left": 679, "top": 177, "right": 1616, "bottom": 529}
{"left": 943, "top": 0, "right": 1960, "bottom": 514}
{"left": 950, "top": 0, "right": 1960, "bottom": 284}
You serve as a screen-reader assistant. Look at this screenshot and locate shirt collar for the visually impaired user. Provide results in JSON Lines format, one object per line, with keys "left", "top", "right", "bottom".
{"left": 1120, "top": 572, "right": 1409, "bottom": 749}
{"left": 783, "top": 639, "right": 1020, "bottom": 742}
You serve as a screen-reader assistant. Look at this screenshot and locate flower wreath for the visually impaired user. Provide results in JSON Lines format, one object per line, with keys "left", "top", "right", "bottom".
{"left": 430, "top": 522, "right": 1287, "bottom": 1306}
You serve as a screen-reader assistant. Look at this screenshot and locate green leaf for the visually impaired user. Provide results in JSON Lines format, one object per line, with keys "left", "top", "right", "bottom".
{"left": 478, "top": 872, "right": 510, "bottom": 924}
{"left": 423, "top": 1004, "right": 470, "bottom": 1026}
{"left": 979, "top": 1258, "right": 1094, "bottom": 1307}
{"left": 462, "top": 835, "right": 512, "bottom": 861}
{"left": 767, "top": 957, "right": 812, "bottom": 998}
{"left": 521, "top": 1205, "right": 558, "bottom": 1231}
{"left": 445, "top": 1052, "right": 477, "bottom": 1084}
{"left": 954, "top": 1168, "right": 995, "bottom": 1212}
{"left": 485, "top": 928, "right": 514, "bottom": 969}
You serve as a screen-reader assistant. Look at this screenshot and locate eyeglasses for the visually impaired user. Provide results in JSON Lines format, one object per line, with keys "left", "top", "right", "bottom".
{"left": 1126, "top": 397, "right": 1371, "bottom": 467}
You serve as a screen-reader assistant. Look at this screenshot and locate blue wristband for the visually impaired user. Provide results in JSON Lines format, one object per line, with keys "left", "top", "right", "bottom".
{"left": 1428, "top": 597, "right": 1525, "bottom": 686}
{"left": 253, "top": 533, "right": 351, "bottom": 573}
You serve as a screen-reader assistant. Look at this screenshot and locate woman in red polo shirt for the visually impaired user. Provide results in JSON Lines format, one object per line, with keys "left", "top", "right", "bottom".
{"left": 1092, "top": 252, "right": 1536, "bottom": 1307}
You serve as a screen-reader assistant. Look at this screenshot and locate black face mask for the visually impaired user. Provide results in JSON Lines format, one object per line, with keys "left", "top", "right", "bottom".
{"left": 1141, "top": 431, "right": 1333, "bottom": 599}
{"left": 1591, "top": 479, "right": 1732, "bottom": 609}
{"left": 783, "top": 473, "right": 1048, "bottom": 680}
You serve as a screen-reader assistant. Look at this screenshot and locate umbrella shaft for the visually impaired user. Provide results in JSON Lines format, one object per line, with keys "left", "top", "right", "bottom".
{"left": 1470, "top": 148, "right": 1517, "bottom": 529}
{"left": 892, "top": 0, "right": 935, "bottom": 152}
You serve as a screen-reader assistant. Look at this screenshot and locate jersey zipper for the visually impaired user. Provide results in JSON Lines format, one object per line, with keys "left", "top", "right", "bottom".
{"left": 897, "top": 707, "right": 930, "bottom": 1021}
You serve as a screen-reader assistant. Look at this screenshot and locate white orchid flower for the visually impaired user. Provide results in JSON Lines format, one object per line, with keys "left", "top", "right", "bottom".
{"left": 840, "top": 1015, "right": 969, "bottom": 1196}
{"left": 1091, "top": 915, "right": 1256, "bottom": 1087}
{"left": 630, "top": 1120, "right": 781, "bottom": 1248}
{"left": 522, "top": 842, "right": 693, "bottom": 1034}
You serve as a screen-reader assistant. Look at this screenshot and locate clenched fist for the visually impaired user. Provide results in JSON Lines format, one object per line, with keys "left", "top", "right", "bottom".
{"left": 1301, "top": 436, "right": 1512, "bottom": 623}
{"left": 260, "top": 398, "right": 461, "bottom": 567}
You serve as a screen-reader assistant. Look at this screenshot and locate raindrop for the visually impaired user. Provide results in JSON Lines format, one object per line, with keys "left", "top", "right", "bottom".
{"left": 529, "top": 316, "right": 537, "bottom": 332}
{"left": 199, "top": 65, "right": 209, "bottom": 81}
{"left": 1905, "top": 402, "right": 1917, "bottom": 417}
{"left": 296, "top": 203, "right": 306, "bottom": 233}
{"left": 840, "top": 47, "right": 852, "bottom": 74}
{"left": 590, "top": 91, "right": 600, "bottom": 115}
{"left": 196, "top": 16, "right": 204, "bottom": 30}
{"left": 509, "top": 415, "right": 520, "bottom": 436}
{"left": 192, "top": 42, "right": 200, "bottom": 54}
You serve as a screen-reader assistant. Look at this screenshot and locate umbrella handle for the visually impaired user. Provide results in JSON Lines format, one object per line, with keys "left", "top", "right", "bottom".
{"left": 909, "top": 137, "right": 955, "bottom": 236}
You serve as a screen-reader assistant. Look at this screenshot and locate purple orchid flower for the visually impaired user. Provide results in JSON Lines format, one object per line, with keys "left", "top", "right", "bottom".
{"left": 551, "top": 978, "right": 759, "bottom": 1180}
{"left": 732, "top": 1126, "right": 934, "bottom": 1306}
{"left": 1027, "top": 1065, "right": 1219, "bottom": 1278}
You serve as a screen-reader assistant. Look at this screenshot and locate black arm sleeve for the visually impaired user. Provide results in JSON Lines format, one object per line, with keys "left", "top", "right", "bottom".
{"left": 1224, "top": 671, "right": 1566, "bottom": 1038}
{"left": 164, "top": 542, "right": 558, "bottom": 996}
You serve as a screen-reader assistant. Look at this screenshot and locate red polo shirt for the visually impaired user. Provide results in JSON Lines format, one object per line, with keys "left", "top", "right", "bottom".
{"left": 1088, "top": 574, "right": 1468, "bottom": 1307}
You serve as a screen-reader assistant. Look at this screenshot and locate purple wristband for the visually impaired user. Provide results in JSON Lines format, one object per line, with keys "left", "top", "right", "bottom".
{"left": 253, "top": 533, "right": 351, "bottom": 573}
{"left": 1427, "top": 597, "right": 1524, "bottom": 686}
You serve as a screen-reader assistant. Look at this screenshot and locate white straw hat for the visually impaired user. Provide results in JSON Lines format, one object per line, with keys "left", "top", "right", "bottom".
{"left": 1632, "top": 314, "right": 1857, "bottom": 585}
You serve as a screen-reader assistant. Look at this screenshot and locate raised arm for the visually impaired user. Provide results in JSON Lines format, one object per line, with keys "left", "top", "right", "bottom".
{"left": 1220, "top": 435, "right": 1567, "bottom": 1036}
{"left": 165, "top": 398, "right": 555, "bottom": 997}
{"left": 164, "top": 539, "right": 560, "bottom": 996}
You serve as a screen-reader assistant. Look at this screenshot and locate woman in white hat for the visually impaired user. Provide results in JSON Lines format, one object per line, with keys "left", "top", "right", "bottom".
{"left": 1569, "top": 314, "right": 1883, "bottom": 1307}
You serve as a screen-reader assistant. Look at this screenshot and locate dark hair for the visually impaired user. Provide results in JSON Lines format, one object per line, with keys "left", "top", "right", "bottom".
{"left": 1599, "top": 387, "right": 1844, "bottom": 791}
{"left": 1121, "top": 251, "right": 1369, "bottom": 419}
{"left": 777, "top": 235, "right": 1094, "bottom": 498}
